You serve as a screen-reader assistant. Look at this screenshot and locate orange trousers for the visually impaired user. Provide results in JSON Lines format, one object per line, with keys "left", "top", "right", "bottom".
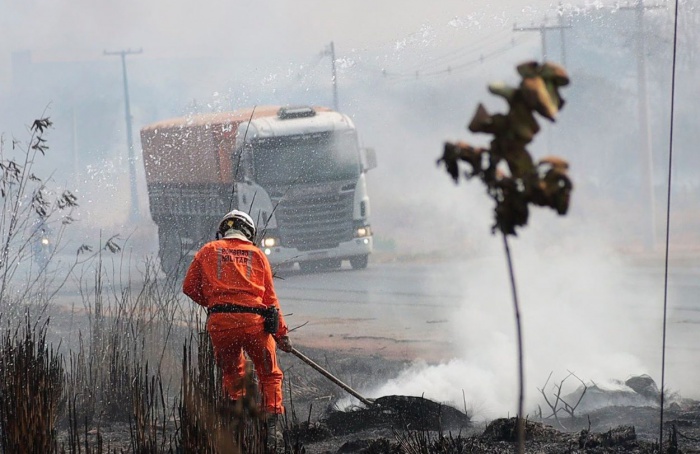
{"left": 207, "top": 323, "right": 284, "bottom": 415}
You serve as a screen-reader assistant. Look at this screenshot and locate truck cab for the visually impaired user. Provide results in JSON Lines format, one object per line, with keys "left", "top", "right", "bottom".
{"left": 234, "top": 106, "right": 375, "bottom": 271}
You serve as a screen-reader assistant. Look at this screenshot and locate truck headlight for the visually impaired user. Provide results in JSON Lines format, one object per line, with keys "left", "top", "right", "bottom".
{"left": 355, "top": 226, "right": 371, "bottom": 238}
{"left": 262, "top": 237, "right": 279, "bottom": 248}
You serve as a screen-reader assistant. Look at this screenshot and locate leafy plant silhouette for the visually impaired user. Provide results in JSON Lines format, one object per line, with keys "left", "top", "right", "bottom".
{"left": 438, "top": 60, "right": 572, "bottom": 454}
{"left": 0, "top": 117, "right": 83, "bottom": 306}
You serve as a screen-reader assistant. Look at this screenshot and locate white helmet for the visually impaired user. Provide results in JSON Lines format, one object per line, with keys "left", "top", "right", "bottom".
{"left": 218, "top": 210, "right": 256, "bottom": 241}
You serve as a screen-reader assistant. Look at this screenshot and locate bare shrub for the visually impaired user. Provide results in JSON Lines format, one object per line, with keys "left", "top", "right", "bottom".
{"left": 0, "top": 117, "right": 81, "bottom": 311}
{"left": 0, "top": 315, "right": 64, "bottom": 453}
{"left": 537, "top": 371, "right": 588, "bottom": 430}
{"left": 63, "top": 247, "right": 192, "bottom": 423}
{"left": 130, "top": 362, "right": 177, "bottom": 453}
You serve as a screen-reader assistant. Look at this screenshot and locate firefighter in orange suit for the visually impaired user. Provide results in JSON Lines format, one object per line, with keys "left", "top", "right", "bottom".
{"left": 183, "top": 210, "right": 292, "bottom": 449}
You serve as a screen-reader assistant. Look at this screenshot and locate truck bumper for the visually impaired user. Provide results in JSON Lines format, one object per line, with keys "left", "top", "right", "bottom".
{"left": 262, "top": 236, "right": 373, "bottom": 266}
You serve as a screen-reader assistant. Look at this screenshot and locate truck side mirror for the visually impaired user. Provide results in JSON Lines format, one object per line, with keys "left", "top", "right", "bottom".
{"left": 361, "top": 147, "right": 377, "bottom": 172}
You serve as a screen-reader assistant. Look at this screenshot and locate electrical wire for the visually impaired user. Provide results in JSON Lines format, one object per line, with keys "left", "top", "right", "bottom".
{"left": 364, "top": 25, "right": 508, "bottom": 70}
{"left": 381, "top": 34, "right": 537, "bottom": 82}
{"left": 402, "top": 28, "right": 512, "bottom": 72}
{"left": 659, "top": 0, "right": 680, "bottom": 450}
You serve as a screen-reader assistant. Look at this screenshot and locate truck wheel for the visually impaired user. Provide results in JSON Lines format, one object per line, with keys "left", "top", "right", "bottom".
{"left": 349, "top": 255, "right": 369, "bottom": 270}
{"left": 158, "top": 229, "right": 186, "bottom": 278}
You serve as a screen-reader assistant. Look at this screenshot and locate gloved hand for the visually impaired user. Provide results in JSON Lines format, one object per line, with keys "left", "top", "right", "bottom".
{"left": 275, "top": 335, "right": 293, "bottom": 353}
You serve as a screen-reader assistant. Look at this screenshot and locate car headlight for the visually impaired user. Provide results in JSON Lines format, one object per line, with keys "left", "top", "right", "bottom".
{"left": 41, "top": 237, "right": 50, "bottom": 246}
{"left": 261, "top": 237, "right": 278, "bottom": 248}
{"left": 355, "top": 226, "right": 371, "bottom": 238}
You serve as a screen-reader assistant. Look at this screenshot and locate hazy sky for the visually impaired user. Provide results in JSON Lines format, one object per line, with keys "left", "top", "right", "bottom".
{"left": 0, "top": 0, "right": 609, "bottom": 85}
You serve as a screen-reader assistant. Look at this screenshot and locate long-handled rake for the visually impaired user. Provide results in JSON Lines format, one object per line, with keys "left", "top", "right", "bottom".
{"left": 289, "top": 347, "right": 374, "bottom": 407}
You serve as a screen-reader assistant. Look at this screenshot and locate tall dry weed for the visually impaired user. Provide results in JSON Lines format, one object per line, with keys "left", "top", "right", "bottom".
{"left": 0, "top": 315, "right": 64, "bottom": 453}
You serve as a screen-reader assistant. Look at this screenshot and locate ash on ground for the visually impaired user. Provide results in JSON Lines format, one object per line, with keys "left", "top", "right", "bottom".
{"left": 283, "top": 351, "right": 700, "bottom": 453}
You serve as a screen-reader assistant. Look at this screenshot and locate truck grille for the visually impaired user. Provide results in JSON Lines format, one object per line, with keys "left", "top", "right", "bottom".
{"left": 275, "top": 191, "right": 354, "bottom": 251}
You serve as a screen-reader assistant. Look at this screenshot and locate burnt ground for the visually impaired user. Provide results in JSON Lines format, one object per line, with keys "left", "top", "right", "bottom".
{"left": 49, "top": 343, "right": 700, "bottom": 453}
{"left": 280, "top": 345, "right": 700, "bottom": 453}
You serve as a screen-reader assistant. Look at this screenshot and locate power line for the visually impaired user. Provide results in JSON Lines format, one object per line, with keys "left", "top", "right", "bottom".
{"left": 381, "top": 34, "right": 538, "bottom": 81}
{"left": 405, "top": 28, "right": 512, "bottom": 72}
{"left": 333, "top": 26, "right": 530, "bottom": 83}
{"left": 513, "top": 18, "right": 572, "bottom": 63}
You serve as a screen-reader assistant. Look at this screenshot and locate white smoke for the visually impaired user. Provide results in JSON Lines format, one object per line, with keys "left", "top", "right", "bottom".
{"left": 364, "top": 217, "right": 673, "bottom": 420}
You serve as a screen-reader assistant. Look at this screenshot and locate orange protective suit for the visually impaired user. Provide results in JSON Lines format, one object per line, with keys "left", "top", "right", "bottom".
{"left": 183, "top": 235, "right": 288, "bottom": 414}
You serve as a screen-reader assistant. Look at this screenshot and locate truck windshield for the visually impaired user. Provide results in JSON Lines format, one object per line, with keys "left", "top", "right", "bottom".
{"left": 251, "top": 131, "right": 360, "bottom": 185}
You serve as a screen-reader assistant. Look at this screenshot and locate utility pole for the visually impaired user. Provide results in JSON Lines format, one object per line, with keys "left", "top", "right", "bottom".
{"left": 621, "top": 1, "right": 663, "bottom": 250}
{"left": 558, "top": 3, "right": 569, "bottom": 66}
{"left": 104, "top": 48, "right": 142, "bottom": 222}
{"left": 324, "top": 42, "right": 339, "bottom": 111}
{"left": 514, "top": 18, "right": 571, "bottom": 154}
{"left": 513, "top": 18, "right": 571, "bottom": 64}
{"left": 72, "top": 107, "right": 79, "bottom": 192}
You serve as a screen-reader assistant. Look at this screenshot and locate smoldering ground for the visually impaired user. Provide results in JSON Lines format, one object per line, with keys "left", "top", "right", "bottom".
{"left": 362, "top": 228, "right": 677, "bottom": 421}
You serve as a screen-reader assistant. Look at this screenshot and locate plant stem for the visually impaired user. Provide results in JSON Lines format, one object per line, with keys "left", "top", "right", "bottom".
{"left": 502, "top": 233, "right": 525, "bottom": 454}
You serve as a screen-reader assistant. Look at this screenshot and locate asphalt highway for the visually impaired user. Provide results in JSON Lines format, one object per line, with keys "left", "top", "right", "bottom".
{"left": 274, "top": 255, "right": 700, "bottom": 398}
{"left": 45, "top": 251, "right": 700, "bottom": 398}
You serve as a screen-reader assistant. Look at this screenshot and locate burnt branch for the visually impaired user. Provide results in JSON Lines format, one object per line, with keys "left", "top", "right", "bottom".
{"left": 538, "top": 371, "right": 589, "bottom": 430}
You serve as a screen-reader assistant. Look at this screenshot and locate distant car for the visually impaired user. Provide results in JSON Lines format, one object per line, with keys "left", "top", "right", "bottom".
{"left": 32, "top": 222, "right": 52, "bottom": 268}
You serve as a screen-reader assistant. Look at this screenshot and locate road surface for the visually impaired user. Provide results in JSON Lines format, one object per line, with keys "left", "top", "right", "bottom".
{"left": 273, "top": 254, "right": 700, "bottom": 399}
{"left": 45, "top": 250, "right": 700, "bottom": 399}
{"left": 276, "top": 259, "right": 467, "bottom": 361}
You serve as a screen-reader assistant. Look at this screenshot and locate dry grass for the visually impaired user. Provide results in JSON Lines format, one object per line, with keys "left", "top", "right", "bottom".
{"left": 0, "top": 316, "right": 64, "bottom": 453}
{"left": 0, "top": 250, "right": 283, "bottom": 453}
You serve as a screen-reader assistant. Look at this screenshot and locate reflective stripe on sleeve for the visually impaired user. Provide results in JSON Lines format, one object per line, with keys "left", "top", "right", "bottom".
{"left": 217, "top": 248, "right": 222, "bottom": 280}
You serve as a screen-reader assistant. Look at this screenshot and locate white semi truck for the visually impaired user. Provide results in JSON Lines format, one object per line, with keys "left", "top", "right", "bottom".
{"left": 140, "top": 105, "right": 376, "bottom": 274}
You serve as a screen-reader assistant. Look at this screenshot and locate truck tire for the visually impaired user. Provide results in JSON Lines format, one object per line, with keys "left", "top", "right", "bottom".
{"left": 158, "top": 228, "right": 187, "bottom": 279}
{"left": 349, "top": 255, "right": 369, "bottom": 270}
